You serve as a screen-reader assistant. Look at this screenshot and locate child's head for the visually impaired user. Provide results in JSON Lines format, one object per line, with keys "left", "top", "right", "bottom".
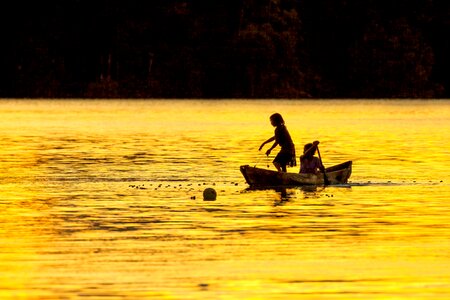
{"left": 303, "top": 143, "right": 316, "bottom": 157}
{"left": 270, "top": 113, "right": 284, "bottom": 126}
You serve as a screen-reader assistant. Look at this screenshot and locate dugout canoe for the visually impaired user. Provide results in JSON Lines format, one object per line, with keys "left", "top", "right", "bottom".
{"left": 240, "top": 161, "right": 352, "bottom": 187}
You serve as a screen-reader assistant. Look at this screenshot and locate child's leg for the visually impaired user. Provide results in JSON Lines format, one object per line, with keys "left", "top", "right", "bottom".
{"left": 273, "top": 161, "right": 282, "bottom": 172}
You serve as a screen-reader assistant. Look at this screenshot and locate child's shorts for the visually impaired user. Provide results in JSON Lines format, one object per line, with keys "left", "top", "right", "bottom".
{"left": 273, "top": 152, "right": 292, "bottom": 166}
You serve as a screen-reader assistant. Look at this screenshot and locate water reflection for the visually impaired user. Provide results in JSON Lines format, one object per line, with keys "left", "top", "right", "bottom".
{"left": 245, "top": 184, "right": 351, "bottom": 206}
{"left": 1, "top": 100, "right": 449, "bottom": 299}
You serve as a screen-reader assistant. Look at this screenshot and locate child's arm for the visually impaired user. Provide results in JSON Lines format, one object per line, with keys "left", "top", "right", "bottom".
{"left": 259, "top": 136, "right": 275, "bottom": 151}
{"left": 304, "top": 140, "right": 320, "bottom": 156}
{"left": 265, "top": 140, "right": 279, "bottom": 156}
{"left": 318, "top": 160, "right": 325, "bottom": 172}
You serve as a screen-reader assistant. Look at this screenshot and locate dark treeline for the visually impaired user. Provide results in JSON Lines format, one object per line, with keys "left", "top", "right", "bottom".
{"left": 0, "top": 0, "right": 449, "bottom": 98}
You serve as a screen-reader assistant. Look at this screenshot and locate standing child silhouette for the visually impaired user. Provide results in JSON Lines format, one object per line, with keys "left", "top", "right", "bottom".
{"left": 259, "top": 113, "right": 296, "bottom": 172}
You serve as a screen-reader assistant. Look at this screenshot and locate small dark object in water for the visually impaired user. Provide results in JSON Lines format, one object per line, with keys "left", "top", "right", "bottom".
{"left": 198, "top": 283, "right": 209, "bottom": 290}
{"left": 203, "top": 188, "right": 217, "bottom": 201}
{"left": 190, "top": 196, "right": 196, "bottom": 200}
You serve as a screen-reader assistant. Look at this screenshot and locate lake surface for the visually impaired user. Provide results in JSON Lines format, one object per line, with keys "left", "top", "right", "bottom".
{"left": 0, "top": 99, "right": 449, "bottom": 299}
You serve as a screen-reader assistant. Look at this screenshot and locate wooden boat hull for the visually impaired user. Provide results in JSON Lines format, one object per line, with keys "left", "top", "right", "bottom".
{"left": 240, "top": 161, "right": 352, "bottom": 187}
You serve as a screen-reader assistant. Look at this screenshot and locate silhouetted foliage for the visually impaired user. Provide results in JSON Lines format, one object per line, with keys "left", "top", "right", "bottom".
{"left": 0, "top": 0, "right": 448, "bottom": 98}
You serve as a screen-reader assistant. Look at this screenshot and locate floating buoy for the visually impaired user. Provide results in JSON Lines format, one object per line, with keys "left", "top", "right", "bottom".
{"left": 203, "top": 188, "right": 217, "bottom": 201}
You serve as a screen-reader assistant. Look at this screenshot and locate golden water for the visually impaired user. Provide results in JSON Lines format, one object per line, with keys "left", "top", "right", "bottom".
{"left": 0, "top": 99, "right": 449, "bottom": 299}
